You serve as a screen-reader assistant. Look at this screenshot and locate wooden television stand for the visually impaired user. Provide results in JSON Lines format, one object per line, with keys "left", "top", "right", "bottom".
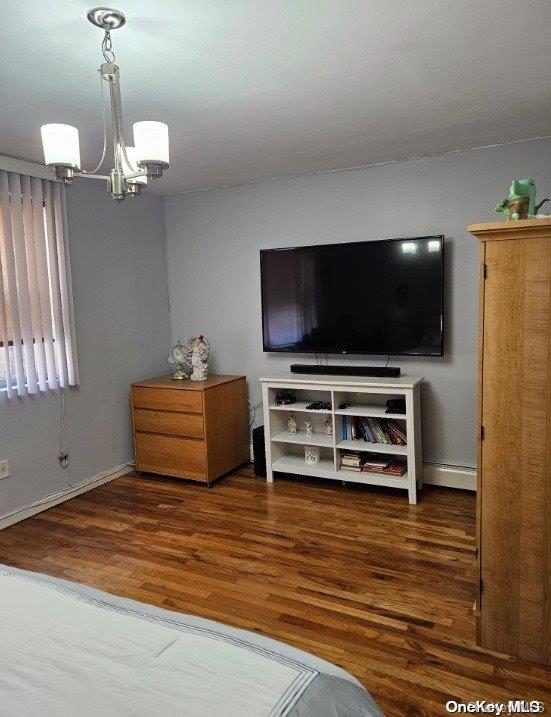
{"left": 260, "top": 373, "right": 423, "bottom": 503}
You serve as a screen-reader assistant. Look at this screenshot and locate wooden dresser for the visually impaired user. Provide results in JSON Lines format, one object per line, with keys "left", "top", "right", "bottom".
{"left": 469, "top": 218, "right": 551, "bottom": 665}
{"left": 131, "top": 374, "right": 249, "bottom": 484}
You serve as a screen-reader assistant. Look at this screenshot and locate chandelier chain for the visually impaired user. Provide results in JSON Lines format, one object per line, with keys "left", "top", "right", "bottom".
{"left": 101, "top": 28, "right": 116, "bottom": 63}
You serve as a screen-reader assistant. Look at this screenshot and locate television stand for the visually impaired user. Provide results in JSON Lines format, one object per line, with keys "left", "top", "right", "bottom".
{"left": 260, "top": 372, "right": 423, "bottom": 504}
{"left": 290, "top": 364, "right": 401, "bottom": 378}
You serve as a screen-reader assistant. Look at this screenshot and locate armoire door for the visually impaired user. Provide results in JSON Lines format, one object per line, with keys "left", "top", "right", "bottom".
{"left": 479, "top": 235, "right": 551, "bottom": 664}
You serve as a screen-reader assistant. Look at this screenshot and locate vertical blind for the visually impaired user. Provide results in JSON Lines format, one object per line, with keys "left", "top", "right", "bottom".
{"left": 0, "top": 171, "right": 79, "bottom": 397}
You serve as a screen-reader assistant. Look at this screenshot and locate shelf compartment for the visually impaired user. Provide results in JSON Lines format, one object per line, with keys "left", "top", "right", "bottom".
{"left": 272, "top": 455, "right": 408, "bottom": 488}
{"left": 338, "top": 468, "right": 408, "bottom": 488}
{"left": 335, "top": 405, "right": 405, "bottom": 419}
{"left": 272, "top": 430, "right": 334, "bottom": 448}
{"left": 269, "top": 401, "right": 331, "bottom": 414}
{"left": 272, "top": 455, "right": 335, "bottom": 477}
{"left": 337, "top": 439, "right": 407, "bottom": 455}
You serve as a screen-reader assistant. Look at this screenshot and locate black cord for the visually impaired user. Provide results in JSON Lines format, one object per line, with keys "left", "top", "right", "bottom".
{"left": 385, "top": 353, "right": 391, "bottom": 367}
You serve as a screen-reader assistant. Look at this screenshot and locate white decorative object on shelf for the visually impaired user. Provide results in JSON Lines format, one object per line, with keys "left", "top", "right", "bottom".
{"left": 304, "top": 418, "right": 314, "bottom": 436}
{"left": 287, "top": 414, "right": 297, "bottom": 434}
{"left": 304, "top": 445, "right": 320, "bottom": 464}
{"left": 325, "top": 416, "right": 333, "bottom": 437}
{"left": 188, "top": 335, "right": 210, "bottom": 381}
{"left": 167, "top": 340, "right": 189, "bottom": 380}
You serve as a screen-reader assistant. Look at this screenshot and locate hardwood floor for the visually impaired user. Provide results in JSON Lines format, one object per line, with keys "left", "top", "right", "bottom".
{"left": 0, "top": 465, "right": 549, "bottom": 715}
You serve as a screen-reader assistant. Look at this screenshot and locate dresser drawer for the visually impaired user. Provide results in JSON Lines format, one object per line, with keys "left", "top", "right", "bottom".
{"left": 132, "top": 386, "right": 202, "bottom": 414}
{"left": 134, "top": 409, "right": 204, "bottom": 439}
{"left": 135, "top": 433, "right": 206, "bottom": 481}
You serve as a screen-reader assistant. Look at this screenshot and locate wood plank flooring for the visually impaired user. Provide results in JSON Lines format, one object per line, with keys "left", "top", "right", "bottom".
{"left": 0, "top": 465, "right": 549, "bottom": 715}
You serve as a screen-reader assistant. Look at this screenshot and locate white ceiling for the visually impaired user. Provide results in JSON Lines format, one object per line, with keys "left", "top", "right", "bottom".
{"left": 2, "top": 0, "right": 551, "bottom": 195}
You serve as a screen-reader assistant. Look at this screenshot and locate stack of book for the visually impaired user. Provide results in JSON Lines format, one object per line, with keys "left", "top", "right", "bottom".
{"left": 340, "top": 451, "right": 362, "bottom": 472}
{"left": 340, "top": 451, "right": 407, "bottom": 476}
{"left": 362, "top": 456, "right": 407, "bottom": 476}
{"left": 342, "top": 416, "right": 406, "bottom": 445}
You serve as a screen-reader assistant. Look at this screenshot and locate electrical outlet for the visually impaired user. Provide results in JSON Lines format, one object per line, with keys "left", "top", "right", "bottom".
{"left": 58, "top": 452, "right": 69, "bottom": 466}
{"left": 0, "top": 459, "right": 9, "bottom": 479}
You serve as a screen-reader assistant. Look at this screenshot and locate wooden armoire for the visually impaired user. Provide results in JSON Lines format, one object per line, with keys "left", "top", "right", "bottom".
{"left": 468, "top": 218, "right": 550, "bottom": 665}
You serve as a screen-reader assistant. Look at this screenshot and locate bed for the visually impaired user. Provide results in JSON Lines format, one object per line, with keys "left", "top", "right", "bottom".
{"left": 0, "top": 565, "right": 383, "bottom": 716}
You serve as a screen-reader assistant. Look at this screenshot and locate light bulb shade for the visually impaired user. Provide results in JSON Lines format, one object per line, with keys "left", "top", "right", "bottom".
{"left": 133, "top": 121, "right": 169, "bottom": 167}
{"left": 122, "top": 146, "right": 147, "bottom": 185}
{"left": 40, "top": 124, "right": 81, "bottom": 169}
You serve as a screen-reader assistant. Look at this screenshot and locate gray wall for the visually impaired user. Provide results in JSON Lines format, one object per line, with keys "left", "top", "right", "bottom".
{"left": 163, "top": 138, "right": 551, "bottom": 468}
{"left": 0, "top": 180, "right": 171, "bottom": 518}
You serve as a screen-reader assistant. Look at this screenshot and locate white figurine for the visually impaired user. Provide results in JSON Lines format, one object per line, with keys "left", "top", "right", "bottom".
{"left": 325, "top": 416, "right": 333, "bottom": 437}
{"left": 167, "top": 340, "right": 189, "bottom": 380}
{"left": 287, "top": 414, "right": 298, "bottom": 435}
{"left": 304, "top": 445, "right": 320, "bottom": 464}
{"left": 304, "top": 418, "right": 314, "bottom": 436}
{"left": 186, "top": 335, "right": 210, "bottom": 381}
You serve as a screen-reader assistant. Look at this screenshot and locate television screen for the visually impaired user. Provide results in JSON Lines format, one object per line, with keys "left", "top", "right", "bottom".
{"left": 260, "top": 236, "right": 444, "bottom": 356}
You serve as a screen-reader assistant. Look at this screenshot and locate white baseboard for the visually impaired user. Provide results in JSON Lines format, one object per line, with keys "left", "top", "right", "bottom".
{"left": 423, "top": 462, "right": 476, "bottom": 491}
{"left": 1, "top": 456, "right": 474, "bottom": 532}
{"left": 0, "top": 463, "right": 133, "bottom": 530}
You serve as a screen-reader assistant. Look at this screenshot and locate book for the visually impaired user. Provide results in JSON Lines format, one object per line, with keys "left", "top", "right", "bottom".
{"left": 362, "top": 457, "right": 391, "bottom": 469}
{"left": 383, "top": 459, "right": 407, "bottom": 476}
{"left": 355, "top": 418, "right": 366, "bottom": 441}
{"left": 341, "top": 450, "right": 362, "bottom": 467}
{"left": 386, "top": 423, "right": 406, "bottom": 445}
{"left": 365, "top": 418, "right": 378, "bottom": 442}
{"left": 344, "top": 417, "right": 405, "bottom": 446}
{"left": 342, "top": 457, "right": 361, "bottom": 466}
{"left": 363, "top": 458, "right": 407, "bottom": 476}
{"left": 389, "top": 420, "right": 407, "bottom": 442}
{"left": 360, "top": 418, "right": 376, "bottom": 443}
{"left": 369, "top": 418, "right": 389, "bottom": 444}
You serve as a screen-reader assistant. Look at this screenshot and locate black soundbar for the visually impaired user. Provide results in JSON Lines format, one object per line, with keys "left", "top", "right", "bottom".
{"left": 290, "top": 364, "right": 401, "bottom": 378}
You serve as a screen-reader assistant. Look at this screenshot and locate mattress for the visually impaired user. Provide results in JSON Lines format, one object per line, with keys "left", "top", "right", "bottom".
{"left": 0, "top": 565, "right": 383, "bottom": 716}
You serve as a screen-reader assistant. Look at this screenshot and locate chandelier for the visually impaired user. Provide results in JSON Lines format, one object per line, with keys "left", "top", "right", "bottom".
{"left": 40, "top": 8, "right": 169, "bottom": 201}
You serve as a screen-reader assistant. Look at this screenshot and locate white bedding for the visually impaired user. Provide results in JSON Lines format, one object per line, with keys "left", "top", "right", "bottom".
{"left": 0, "top": 570, "right": 315, "bottom": 716}
{"left": 0, "top": 565, "right": 383, "bottom": 716}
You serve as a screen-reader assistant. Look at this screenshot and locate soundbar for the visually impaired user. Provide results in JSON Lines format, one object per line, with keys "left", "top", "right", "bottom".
{"left": 290, "top": 364, "right": 401, "bottom": 378}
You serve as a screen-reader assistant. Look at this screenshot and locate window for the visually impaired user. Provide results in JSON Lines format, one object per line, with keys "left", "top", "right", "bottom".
{"left": 0, "top": 171, "right": 79, "bottom": 396}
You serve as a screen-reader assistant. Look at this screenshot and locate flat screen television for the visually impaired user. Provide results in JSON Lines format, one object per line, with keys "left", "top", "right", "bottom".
{"left": 260, "top": 236, "right": 444, "bottom": 356}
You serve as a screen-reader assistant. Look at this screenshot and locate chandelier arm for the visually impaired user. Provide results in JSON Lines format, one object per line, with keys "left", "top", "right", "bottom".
{"left": 123, "top": 169, "right": 148, "bottom": 180}
{"left": 119, "top": 135, "right": 133, "bottom": 171}
{"left": 81, "top": 70, "right": 109, "bottom": 175}
{"left": 77, "top": 173, "right": 111, "bottom": 181}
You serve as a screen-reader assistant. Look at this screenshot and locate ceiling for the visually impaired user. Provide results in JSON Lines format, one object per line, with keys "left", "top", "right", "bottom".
{"left": 2, "top": 0, "right": 551, "bottom": 195}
